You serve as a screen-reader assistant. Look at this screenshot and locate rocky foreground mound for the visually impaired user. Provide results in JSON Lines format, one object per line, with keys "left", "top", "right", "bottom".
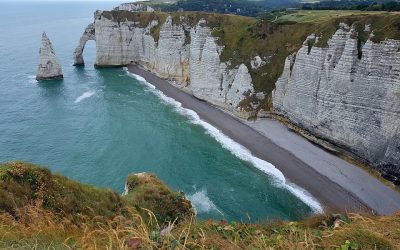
{"left": 0, "top": 162, "right": 399, "bottom": 249}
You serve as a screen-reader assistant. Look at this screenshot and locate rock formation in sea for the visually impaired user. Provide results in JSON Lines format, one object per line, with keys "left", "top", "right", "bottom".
{"left": 272, "top": 24, "right": 400, "bottom": 183}
{"left": 36, "top": 32, "right": 63, "bottom": 81}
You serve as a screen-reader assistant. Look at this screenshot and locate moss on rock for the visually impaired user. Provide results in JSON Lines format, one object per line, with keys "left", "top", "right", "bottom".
{"left": 124, "top": 173, "right": 194, "bottom": 224}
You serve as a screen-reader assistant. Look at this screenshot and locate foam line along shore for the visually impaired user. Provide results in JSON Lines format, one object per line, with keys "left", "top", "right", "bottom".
{"left": 124, "top": 66, "right": 373, "bottom": 214}
{"left": 125, "top": 64, "right": 400, "bottom": 215}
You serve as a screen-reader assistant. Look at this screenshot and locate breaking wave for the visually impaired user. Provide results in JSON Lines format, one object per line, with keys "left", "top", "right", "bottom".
{"left": 74, "top": 90, "right": 95, "bottom": 103}
{"left": 187, "top": 189, "right": 223, "bottom": 215}
{"left": 28, "top": 75, "right": 38, "bottom": 84}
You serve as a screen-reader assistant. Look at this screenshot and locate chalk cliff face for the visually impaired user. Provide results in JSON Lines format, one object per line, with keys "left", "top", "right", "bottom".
{"left": 115, "top": 2, "right": 155, "bottom": 12}
{"left": 273, "top": 24, "right": 400, "bottom": 182}
{"left": 36, "top": 33, "right": 63, "bottom": 81}
{"left": 74, "top": 12, "right": 254, "bottom": 117}
{"left": 188, "top": 20, "right": 254, "bottom": 109}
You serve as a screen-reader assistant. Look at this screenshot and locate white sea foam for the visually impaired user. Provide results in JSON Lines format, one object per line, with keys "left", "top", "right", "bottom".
{"left": 28, "top": 75, "right": 38, "bottom": 84}
{"left": 74, "top": 90, "right": 95, "bottom": 103}
{"left": 126, "top": 70, "right": 323, "bottom": 213}
{"left": 187, "top": 189, "right": 223, "bottom": 215}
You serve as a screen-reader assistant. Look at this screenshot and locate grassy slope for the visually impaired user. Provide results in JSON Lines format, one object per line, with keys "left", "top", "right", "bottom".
{"left": 273, "top": 10, "right": 387, "bottom": 23}
{"left": 101, "top": 10, "right": 400, "bottom": 112}
{"left": 0, "top": 162, "right": 400, "bottom": 249}
{"left": 0, "top": 162, "right": 193, "bottom": 249}
{"left": 275, "top": 10, "right": 400, "bottom": 44}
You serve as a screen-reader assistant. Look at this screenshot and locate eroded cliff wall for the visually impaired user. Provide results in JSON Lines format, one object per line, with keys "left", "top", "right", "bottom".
{"left": 74, "top": 11, "right": 255, "bottom": 117}
{"left": 273, "top": 24, "right": 400, "bottom": 182}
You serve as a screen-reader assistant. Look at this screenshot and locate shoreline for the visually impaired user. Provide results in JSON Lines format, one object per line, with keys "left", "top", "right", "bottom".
{"left": 127, "top": 65, "right": 400, "bottom": 215}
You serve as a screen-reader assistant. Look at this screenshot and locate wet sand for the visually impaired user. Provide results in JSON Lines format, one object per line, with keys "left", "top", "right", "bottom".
{"left": 128, "top": 65, "right": 400, "bottom": 215}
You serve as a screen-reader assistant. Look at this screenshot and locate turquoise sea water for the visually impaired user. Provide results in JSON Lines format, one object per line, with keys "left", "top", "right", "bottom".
{"left": 0, "top": 1, "right": 315, "bottom": 221}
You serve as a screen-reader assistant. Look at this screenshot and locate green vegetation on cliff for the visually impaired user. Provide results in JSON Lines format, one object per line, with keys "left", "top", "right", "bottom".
{"left": 271, "top": 10, "right": 400, "bottom": 44}
{"left": 149, "top": 0, "right": 301, "bottom": 17}
{"left": 0, "top": 162, "right": 124, "bottom": 219}
{"left": 125, "top": 173, "right": 192, "bottom": 223}
{"left": 0, "top": 162, "right": 400, "bottom": 249}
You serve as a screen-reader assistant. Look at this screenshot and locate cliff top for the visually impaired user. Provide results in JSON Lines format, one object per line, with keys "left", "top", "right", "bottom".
{"left": 271, "top": 10, "right": 400, "bottom": 43}
{"left": 0, "top": 162, "right": 399, "bottom": 248}
{"left": 272, "top": 10, "right": 393, "bottom": 23}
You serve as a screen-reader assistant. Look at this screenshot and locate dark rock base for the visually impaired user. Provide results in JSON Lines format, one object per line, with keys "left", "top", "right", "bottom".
{"left": 378, "top": 164, "right": 400, "bottom": 186}
{"left": 36, "top": 75, "right": 64, "bottom": 81}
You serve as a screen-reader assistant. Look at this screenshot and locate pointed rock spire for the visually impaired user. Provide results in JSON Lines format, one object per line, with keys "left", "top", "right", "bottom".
{"left": 36, "top": 32, "right": 63, "bottom": 81}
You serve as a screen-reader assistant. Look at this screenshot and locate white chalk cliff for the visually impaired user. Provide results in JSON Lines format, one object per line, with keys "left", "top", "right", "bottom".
{"left": 273, "top": 24, "right": 400, "bottom": 182}
{"left": 36, "top": 33, "right": 63, "bottom": 81}
{"left": 74, "top": 12, "right": 254, "bottom": 117}
{"left": 115, "top": 2, "right": 154, "bottom": 12}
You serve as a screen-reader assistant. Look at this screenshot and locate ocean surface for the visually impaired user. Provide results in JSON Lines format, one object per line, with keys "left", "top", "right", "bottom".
{"left": 0, "top": 1, "right": 317, "bottom": 222}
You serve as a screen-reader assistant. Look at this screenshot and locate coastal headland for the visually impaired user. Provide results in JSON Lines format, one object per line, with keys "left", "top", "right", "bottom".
{"left": 74, "top": 9, "right": 400, "bottom": 184}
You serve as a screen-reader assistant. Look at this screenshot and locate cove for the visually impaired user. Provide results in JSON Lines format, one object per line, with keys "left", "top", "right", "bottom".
{"left": 0, "top": 1, "right": 315, "bottom": 222}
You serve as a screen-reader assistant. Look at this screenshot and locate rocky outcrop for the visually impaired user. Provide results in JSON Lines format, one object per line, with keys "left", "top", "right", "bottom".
{"left": 75, "top": 12, "right": 254, "bottom": 117}
{"left": 273, "top": 24, "right": 400, "bottom": 180}
{"left": 123, "top": 172, "right": 194, "bottom": 223}
{"left": 36, "top": 33, "right": 63, "bottom": 81}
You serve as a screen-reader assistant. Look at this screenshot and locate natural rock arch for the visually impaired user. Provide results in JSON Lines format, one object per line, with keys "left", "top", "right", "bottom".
{"left": 73, "top": 23, "right": 95, "bottom": 66}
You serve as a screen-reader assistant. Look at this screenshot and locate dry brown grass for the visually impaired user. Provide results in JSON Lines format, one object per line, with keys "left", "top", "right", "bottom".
{"left": 1, "top": 163, "right": 399, "bottom": 249}
{"left": 1, "top": 203, "right": 400, "bottom": 249}
{"left": 0, "top": 205, "right": 204, "bottom": 249}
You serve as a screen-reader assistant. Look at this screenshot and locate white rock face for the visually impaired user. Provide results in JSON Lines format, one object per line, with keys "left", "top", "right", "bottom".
{"left": 116, "top": 3, "right": 152, "bottom": 12}
{"left": 188, "top": 20, "right": 254, "bottom": 113}
{"left": 75, "top": 12, "right": 254, "bottom": 116}
{"left": 36, "top": 32, "right": 63, "bottom": 81}
{"left": 250, "top": 56, "right": 266, "bottom": 69}
{"left": 153, "top": 16, "right": 189, "bottom": 80}
{"left": 273, "top": 24, "right": 400, "bottom": 180}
